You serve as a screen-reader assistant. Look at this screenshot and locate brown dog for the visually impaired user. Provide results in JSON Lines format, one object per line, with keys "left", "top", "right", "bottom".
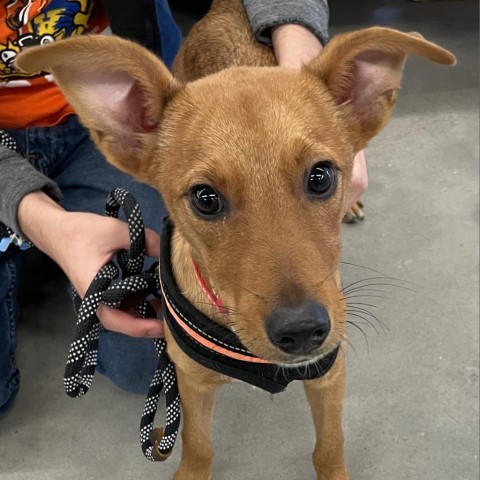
{"left": 16, "top": 1, "right": 455, "bottom": 478}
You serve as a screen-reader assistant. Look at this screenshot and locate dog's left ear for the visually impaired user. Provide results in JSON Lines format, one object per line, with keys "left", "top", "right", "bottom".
{"left": 15, "top": 35, "right": 180, "bottom": 183}
{"left": 308, "top": 27, "right": 456, "bottom": 149}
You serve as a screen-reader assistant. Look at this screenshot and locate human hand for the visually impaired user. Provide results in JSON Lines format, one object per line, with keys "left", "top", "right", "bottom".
{"left": 272, "top": 24, "right": 323, "bottom": 68}
{"left": 18, "top": 191, "right": 164, "bottom": 338}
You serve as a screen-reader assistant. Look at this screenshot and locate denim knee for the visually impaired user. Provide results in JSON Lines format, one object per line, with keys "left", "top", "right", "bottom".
{"left": 97, "top": 331, "right": 158, "bottom": 395}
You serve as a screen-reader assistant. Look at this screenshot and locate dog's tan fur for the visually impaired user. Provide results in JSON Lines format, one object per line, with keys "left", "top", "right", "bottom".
{"left": 16, "top": 1, "right": 455, "bottom": 478}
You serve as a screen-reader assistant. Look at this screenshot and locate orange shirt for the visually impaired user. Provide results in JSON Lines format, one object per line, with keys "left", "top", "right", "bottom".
{"left": 0, "top": 0, "right": 109, "bottom": 128}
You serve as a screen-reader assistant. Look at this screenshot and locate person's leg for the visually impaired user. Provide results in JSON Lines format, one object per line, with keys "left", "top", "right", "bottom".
{"left": 0, "top": 248, "right": 25, "bottom": 414}
{"left": 50, "top": 116, "right": 166, "bottom": 394}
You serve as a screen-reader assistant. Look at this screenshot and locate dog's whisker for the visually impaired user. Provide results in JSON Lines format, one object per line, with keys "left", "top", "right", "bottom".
{"left": 339, "top": 334, "right": 357, "bottom": 355}
{"left": 346, "top": 320, "right": 370, "bottom": 353}
{"left": 342, "top": 287, "right": 397, "bottom": 296}
{"left": 344, "top": 317, "right": 376, "bottom": 331}
{"left": 337, "top": 344, "right": 344, "bottom": 361}
{"left": 343, "top": 281, "right": 413, "bottom": 296}
{"left": 339, "top": 261, "right": 391, "bottom": 277}
{"left": 347, "top": 307, "right": 388, "bottom": 333}
{"left": 347, "top": 304, "right": 385, "bottom": 323}
{"left": 346, "top": 301, "right": 379, "bottom": 309}
{"left": 341, "top": 276, "right": 393, "bottom": 292}
{"left": 341, "top": 276, "right": 407, "bottom": 294}
{"left": 338, "top": 342, "right": 348, "bottom": 362}
{"left": 344, "top": 293, "right": 392, "bottom": 301}
{"left": 346, "top": 311, "right": 381, "bottom": 334}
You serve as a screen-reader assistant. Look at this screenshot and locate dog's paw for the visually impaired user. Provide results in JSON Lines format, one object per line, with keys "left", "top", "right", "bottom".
{"left": 317, "top": 468, "right": 350, "bottom": 480}
{"left": 317, "top": 474, "right": 349, "bottom": 480}
{"left": 342, "top": 200, "right": 364, "bottom": 224}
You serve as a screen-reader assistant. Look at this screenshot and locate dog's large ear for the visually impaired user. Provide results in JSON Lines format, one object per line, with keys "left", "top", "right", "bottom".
{"left": 308, "top": 27, "right": 456, "bottom": 148}
{"left": 15, "top": 35, "right": 179, "bottom": 182}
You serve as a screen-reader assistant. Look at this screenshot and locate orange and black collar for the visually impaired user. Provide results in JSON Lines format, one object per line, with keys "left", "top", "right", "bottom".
{"left": 159, "top": 219, "right": 339, "bottom": 394}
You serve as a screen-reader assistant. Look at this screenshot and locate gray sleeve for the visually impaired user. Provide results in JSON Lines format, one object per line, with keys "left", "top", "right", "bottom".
{"left": 0, "top": 146, "right": 63, "bottom": 237}
{"left": 242, "top": 0, "right": 329, "bottom": 46}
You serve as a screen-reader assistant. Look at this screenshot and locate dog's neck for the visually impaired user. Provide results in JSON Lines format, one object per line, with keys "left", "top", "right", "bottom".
{"left": 170, "top": 230, "right": 226, "bottom": 326}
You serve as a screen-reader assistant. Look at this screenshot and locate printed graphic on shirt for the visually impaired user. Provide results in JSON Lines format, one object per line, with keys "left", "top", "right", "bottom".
{"left": 0, "top": 0, "right": 106, "bottom": 83}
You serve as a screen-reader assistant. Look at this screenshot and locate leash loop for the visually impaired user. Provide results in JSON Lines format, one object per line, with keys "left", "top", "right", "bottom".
{"left": 65, "top": 188, "right": 180, "bottom": 461}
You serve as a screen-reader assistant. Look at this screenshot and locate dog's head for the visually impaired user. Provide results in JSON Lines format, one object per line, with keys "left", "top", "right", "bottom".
{"left": 16, "top": 28, "right": 455, "bottom": 364}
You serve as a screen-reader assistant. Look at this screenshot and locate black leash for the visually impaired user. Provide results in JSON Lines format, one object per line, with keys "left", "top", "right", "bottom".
{"left": 66, "top": 188, "right": 180, "bottom": 461}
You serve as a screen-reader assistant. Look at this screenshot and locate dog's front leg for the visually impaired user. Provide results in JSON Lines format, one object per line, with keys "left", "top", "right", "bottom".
{"left": 304, "top": 354, "right": 349, "bottom": 480}
{"left": 173, "top": 366, "right": 219, "bottom": 480}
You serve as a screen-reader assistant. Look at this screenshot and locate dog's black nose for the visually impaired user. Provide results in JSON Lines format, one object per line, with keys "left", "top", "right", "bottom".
{"left": 265, "top": 301, "right": 331, "bottom": 355}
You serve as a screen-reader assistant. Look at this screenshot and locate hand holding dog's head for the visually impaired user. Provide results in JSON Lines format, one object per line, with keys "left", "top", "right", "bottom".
{"left": 16, "top": 29, "right": 455, "bottom": 363}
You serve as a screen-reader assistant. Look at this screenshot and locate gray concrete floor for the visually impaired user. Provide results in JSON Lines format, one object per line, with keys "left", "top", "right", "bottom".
{"left": 1, "top": 1, "right": 478, "bottom": 479}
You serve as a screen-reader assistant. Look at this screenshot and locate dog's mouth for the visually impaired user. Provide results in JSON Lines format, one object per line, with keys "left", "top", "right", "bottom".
{"left": 274, "top": 345, "right": 341, "bottom": 380}
{"left": 269, "top": 343, "right": 339, "bottom": 367}
{"left": 280, "top": 349, "right": 334, "bottom": 367}
{"left": 282, "top": 355, "right": 325, "bottom": 367}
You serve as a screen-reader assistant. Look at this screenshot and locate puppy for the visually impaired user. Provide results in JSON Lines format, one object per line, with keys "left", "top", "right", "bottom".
{"left": 16, "top": 1, "right": 455, "bottom": 478}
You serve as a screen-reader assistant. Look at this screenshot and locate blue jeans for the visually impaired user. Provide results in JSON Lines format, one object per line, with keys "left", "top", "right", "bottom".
{"left": 0, "top": 116, "right": 167, "bottom": 413}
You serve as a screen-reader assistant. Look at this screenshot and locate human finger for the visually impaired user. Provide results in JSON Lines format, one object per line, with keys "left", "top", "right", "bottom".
{"left": 145, "top": 228, "right": 160, "bottom": 258}
{"left": 97, "top": 303, "right": 165, "bottom": 338}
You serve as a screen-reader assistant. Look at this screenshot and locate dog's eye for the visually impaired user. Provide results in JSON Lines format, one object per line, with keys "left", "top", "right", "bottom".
{"left": 190, "top": 185, "right": 224, "bottom": 217}
{"left": 306, "top": 162, "right": 337, "bottom": 197}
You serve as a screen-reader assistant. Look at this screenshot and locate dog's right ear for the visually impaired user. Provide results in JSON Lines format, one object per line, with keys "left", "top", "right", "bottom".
{"left": 15, "top": 35, "right": 180, "bottom": 182}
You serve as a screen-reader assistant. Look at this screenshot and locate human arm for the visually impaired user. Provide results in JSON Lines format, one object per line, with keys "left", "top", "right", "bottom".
{"left": 242, "top": 0, "right": 329, "bottom": 47}
{"left": 0, "top": 144, "right": 62, "bottom": 235}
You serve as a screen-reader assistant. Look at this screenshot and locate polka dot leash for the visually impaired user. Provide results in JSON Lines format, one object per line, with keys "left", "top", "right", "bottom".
{"left": 65, "top": 188, "right": 180, "bottom": 461}
{"left": 0, "top": 129, "right": 17, "bottom": 151}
